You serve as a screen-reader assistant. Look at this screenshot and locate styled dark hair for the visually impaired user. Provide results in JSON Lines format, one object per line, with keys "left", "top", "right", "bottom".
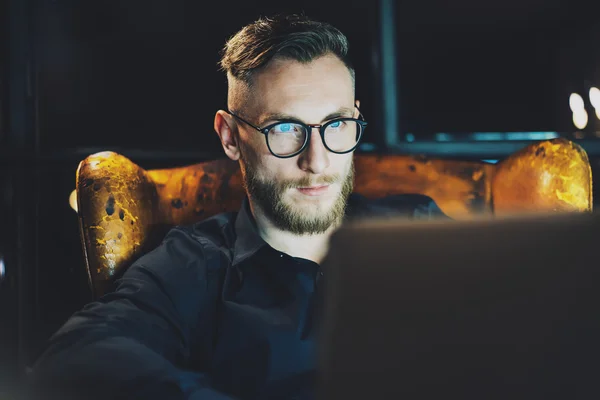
{"left": 219, "top": 14, "right": 354, "bottom": 84}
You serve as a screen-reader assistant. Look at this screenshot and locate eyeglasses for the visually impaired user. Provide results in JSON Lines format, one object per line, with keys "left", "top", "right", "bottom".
{"left": 226, "top": 106, "right": 368, "bottom": 158}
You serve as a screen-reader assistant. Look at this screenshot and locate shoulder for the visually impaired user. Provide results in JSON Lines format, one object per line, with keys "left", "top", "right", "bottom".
{"left": 346, "top": 193, "right": 450, "bottom": 220}
{"left": 111, "top": 212, "right": 238, "bottom": 321}
{"left": 185, "top": 211, "right": 238, "bottom": 250}
{"left": 125, "top": 211, "right": 238, "bottom": 284}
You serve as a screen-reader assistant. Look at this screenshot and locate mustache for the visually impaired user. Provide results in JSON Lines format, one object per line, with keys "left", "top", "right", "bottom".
{"left": 279, "top": 174, "right": 340, "bottom": 190}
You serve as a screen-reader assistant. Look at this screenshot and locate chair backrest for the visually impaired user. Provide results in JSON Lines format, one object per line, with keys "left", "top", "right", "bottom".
{"left": 75, "top": 138, "right": 592, "bottom": 298}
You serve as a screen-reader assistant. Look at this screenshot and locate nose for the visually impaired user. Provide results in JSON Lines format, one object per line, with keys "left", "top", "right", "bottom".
{"left": 298, "top": 127, "right": 330, "bottom": 175}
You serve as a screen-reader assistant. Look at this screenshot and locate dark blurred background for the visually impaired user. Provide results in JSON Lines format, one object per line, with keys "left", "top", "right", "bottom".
{"left": 1, "top": 0, "right": 600, "bottom": 395}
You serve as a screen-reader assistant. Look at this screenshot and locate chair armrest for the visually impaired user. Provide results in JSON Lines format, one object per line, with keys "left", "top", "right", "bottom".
{"left": 76, "top": 151, "right": 161, "bottom": 298}
{"left": 492, "top": 138, "right": 593, "bottom": 215}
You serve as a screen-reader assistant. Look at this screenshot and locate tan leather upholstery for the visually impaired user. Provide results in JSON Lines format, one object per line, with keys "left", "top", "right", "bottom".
{"left": 75, "top": 138, "right": 592, "bottom": 298}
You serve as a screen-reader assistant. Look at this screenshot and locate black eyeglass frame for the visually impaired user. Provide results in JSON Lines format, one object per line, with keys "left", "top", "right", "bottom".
{"left": 226, "top": 106, "right": 368, "bottom": 158}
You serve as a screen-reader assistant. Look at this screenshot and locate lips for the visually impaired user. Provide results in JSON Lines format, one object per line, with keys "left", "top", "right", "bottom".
{"left": 296, "top": 185, "right": 330, "bottom": 196}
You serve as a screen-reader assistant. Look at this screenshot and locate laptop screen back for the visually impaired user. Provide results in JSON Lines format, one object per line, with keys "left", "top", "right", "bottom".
{"left": 318, "top": 213, "right": 600, "bottom": 399}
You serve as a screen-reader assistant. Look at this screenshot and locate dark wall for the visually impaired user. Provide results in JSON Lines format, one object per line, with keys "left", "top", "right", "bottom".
{"left": 34, "top": 0, "right": 380, "bottom": 157}
{"left": 31, "top": 0, "right": 600, "bottom": 155}
{"left": 17, "top": 0, "right": 600, "bottom": 160}
{"left": 395, "top": 0, "right": 600, "bottom": 135}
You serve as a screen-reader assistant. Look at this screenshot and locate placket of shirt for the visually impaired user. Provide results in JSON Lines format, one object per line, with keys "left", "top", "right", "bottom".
{"left": 280, "top": 253, "right": 323, "bottom": 340}
{"left": 267, "top": 251, "right": 319, "bottom": 337}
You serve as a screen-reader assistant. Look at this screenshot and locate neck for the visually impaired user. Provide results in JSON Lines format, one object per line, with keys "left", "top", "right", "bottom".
{"left": 249, "top": 201, "right": 340, "bottom": 264}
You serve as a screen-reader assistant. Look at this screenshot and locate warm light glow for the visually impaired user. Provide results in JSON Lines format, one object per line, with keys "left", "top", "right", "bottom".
{"left": 572, "top": 110, "right": 588, "bottom": 130}
{"left": 596, "top": 107, "right": 600, "bottom": 121}
{"left": 69, "top": 190, "right": 78, "bottom": 212}
{"left": 569, "top": 93, "right": 585, "bottom": 112}
{"left": 590, "top": 87, "right": 600, "bottom": 109}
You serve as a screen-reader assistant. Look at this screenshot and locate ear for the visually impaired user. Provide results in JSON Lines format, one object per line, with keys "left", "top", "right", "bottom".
{"left": 214, "top": 110, "right": 241, "bottom": 161}
{"left": 354, "top": 99, "right": 361, "bottom": 117}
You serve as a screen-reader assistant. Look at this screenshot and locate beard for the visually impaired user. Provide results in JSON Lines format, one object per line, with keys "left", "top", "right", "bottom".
{"left": 240, "top": 156, "right": 355, "bottom": 236}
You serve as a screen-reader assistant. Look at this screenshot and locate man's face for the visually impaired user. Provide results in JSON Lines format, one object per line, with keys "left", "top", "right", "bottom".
{"left": 235, "top": 54, "right": 357, "bottom": 235}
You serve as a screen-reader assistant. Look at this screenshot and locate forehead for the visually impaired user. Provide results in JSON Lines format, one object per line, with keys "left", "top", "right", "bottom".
{"left": 247, "top": 54, "right": 355, "bottom": 121}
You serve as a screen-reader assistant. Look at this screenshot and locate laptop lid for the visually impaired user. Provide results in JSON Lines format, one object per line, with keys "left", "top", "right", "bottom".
{"left": 318, "top": 212, "right": 600, "bottom": 399}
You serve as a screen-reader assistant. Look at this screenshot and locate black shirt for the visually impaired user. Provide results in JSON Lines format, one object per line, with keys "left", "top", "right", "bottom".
{"left": 29, "top": 193, "right": 446, "bottom": 400}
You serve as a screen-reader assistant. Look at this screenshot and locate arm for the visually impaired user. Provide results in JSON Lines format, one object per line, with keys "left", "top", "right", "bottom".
{"left": 29, "top": 228, "right": 234, "bottom": 400}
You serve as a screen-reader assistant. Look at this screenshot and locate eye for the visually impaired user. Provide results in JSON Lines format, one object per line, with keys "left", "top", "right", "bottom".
{"left": 278, "top": 123, "right": 294, "bottom": 132}
{"left": 328, "top": 120, "right": 344, "bottom": 129}
{"left": 272, "top": 123, "right": 303, "bottom": 134}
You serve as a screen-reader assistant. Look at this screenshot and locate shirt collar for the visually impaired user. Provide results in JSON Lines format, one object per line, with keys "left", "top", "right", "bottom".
{"left": 232, "top": 197, "right": 268, "bottom": 266}
{"left": 231, "top": 193, "right": 368, "bottom": 266}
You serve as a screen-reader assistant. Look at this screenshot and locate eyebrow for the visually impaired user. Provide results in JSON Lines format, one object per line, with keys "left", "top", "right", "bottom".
{"left": 258, "top": 106, "right": 355, "bottom": 126}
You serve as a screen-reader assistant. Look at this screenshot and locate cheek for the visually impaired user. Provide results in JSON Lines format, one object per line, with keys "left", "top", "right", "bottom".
{"left": 241, "top": 146, "right": 285, "bottom": 181}
{"left": 239, "top": 133, "right": 269, "bottom": 165}
{"left": 335, "top": 155, "right": 354, "bottom": 176}
{"left": 248, "top": 131, "right": 270, "bottom": 155}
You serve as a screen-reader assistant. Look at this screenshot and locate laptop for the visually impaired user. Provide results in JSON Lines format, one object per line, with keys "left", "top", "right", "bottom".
{"left": 317, "top": 212, "right": 600, "bottom": 399}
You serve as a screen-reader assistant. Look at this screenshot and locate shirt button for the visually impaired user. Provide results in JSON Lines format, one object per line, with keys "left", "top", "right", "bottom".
{"left": 280, "top": 254, "right": 284, "bottom": 258}
{"left": 319, "top": 271, "right": 324, "bottom": 276}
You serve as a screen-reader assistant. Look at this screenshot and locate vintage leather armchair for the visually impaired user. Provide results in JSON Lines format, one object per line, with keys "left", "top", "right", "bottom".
{"left": 74, "top": 138, "right": 592, "bottom": 298}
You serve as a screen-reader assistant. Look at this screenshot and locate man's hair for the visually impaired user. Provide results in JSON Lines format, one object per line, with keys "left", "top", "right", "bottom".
{"left": 219, "top": 13, "right": 354, "bottom": 85}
